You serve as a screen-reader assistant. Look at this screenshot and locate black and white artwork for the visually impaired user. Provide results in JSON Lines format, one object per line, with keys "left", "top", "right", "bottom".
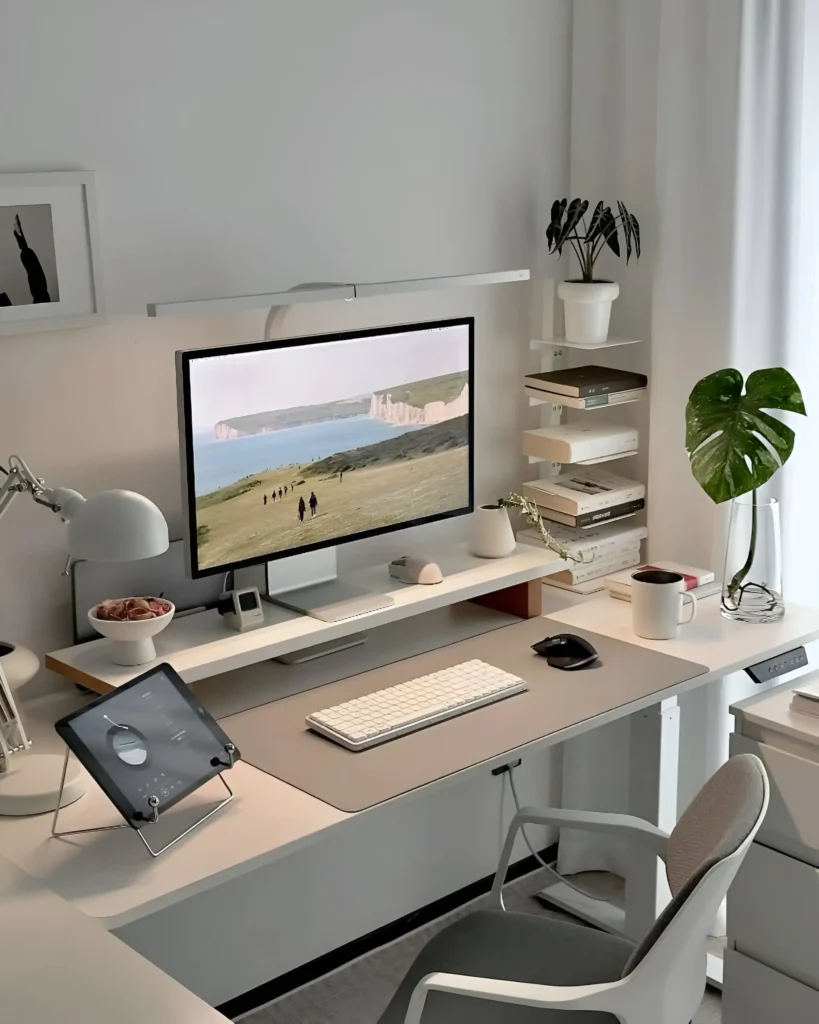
{"left": 0, "top": 203, "right": 60, "bottom": 307}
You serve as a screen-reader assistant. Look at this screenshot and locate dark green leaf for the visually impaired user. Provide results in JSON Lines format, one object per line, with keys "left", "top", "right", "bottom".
{"left": 629, "top": 213, "right": 641, "bottom": 258}
{"left": 685, "top": 367, "right": 807, "bottom": 503}
{"left": 555, "top": 198, "right": 588, "bottom": 254}
{"left": 600, "top": 207, "right": 620, "bottom": 258}
{"left": 617, "top": 201, "right": 632, "bottom": 262}
{"left": 546, "top": 198, "right": 567, "bottom": 251}
{"left": 586, "top": 201, "right": 605, "bottom": 241}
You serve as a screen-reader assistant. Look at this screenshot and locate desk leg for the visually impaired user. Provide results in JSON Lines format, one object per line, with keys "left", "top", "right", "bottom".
{"left": 536, "top": 698, "right": 679, "bottom": 943}
{"left": 624, "top": 697, "right": 679, "bottom": 940}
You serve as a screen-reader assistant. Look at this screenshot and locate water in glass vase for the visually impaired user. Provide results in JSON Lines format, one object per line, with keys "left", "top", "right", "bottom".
{"left": 721, "top": 493, "right": 784, "bottom": 623}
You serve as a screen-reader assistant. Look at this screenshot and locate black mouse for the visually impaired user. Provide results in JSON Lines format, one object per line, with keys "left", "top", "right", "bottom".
{"left": 531, "top": 633, "right": 599, "bottom": 670}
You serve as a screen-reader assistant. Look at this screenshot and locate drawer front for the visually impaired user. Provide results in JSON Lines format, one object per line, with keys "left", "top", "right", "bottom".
{"left": 731, "top": 733, "right": 819, "bottom": 863}
{"left": 723, "top": 949, "right": 819, "bottom": 1024}
{"left": 729, "top": 841, "right": 819, "bottom": 988}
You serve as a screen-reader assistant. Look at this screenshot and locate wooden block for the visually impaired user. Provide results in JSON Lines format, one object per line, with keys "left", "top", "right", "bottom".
{"left": 471, "top": 579, "right": 542, "bottom": 619}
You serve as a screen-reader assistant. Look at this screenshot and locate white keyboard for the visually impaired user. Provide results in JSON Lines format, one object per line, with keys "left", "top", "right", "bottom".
{"left": 306, "top": 659, "right": 527, "bottom": 751}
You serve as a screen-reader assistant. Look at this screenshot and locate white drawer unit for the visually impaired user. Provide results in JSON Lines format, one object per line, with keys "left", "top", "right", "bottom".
{"left": 729, "top": 842, "right": 819, "bottom": 989}
{"left": 723, "top": 949, "right": 819, "bottom": 1024}
{"left": 730, "top": 733, "right": 819, "bottom": 866}
{"left": 727, "top": 686, "right": 819, "bottom": 1018}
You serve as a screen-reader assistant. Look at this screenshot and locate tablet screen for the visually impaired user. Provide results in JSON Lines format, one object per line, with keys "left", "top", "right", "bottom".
{"left": 56, "top": 663, "right": 239, "bottom": 827}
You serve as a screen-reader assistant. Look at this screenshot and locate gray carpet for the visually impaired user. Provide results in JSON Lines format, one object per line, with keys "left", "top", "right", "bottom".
{"left": 241, "top": 870, "right": 721, "bottom": 1023}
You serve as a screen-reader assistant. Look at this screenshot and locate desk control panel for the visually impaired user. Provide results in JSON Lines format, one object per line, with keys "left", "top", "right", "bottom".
{"left": 744, "top": 646, "right": 808, "bottom": 685}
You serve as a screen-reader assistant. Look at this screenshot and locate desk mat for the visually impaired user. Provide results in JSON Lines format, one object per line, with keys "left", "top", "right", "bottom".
{"left": 221, "top": 617, "right": 708, "bottom": 812}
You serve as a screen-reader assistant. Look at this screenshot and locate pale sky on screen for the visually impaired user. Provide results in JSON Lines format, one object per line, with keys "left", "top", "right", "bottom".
{"left": 187, "top": 324, "right": 469, "bottom": 430}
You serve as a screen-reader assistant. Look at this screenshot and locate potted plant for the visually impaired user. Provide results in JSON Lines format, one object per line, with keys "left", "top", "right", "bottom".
{"left": 499, "top": 493, "right": 587, "bottom": 564}
{"left": 685, "top": 367, "right": 806, "bottom": 622}
{"left": 546, "top": 198, "right": 641, "bottom": 346}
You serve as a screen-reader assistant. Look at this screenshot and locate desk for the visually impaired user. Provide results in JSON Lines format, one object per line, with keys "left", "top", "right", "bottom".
{"left": 2, "top": 592, "right": 819, "bottom": 1013}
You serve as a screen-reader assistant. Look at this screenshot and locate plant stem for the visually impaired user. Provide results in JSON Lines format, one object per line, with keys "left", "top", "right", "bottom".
{"left": 727, "top": 489, "right": 758, "bottom": 603}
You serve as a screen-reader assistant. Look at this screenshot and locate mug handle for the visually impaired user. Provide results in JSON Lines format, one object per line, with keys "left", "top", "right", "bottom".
{"left": 681, "top": 591, "right": 698, "bottom": 625}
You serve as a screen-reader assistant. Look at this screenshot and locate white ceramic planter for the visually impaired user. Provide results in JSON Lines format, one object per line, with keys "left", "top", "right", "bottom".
{"left": 558, "top": 280, "right": 620, "bottom": 346}
{"left": 0, "top": 643, "right": 40, "bottom": 691}
{"left": 469, "top": 504, "right": 516, "bottom": 559}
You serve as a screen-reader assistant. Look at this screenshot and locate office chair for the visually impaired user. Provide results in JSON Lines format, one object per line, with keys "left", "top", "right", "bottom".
{"left": 379, "top": 753, "right": 768, "bottom": 1024}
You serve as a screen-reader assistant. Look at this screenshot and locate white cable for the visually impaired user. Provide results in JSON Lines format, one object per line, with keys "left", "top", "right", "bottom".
{"left": 506, "top": 766, "right": 611, "bottom": 903}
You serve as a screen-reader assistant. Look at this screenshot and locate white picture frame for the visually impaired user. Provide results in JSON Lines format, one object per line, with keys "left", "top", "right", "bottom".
{"left": 0, "top": 171, "right": 104, "bottom": 335}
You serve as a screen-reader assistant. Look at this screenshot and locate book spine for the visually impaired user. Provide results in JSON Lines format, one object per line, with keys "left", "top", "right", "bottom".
{"left": 576, "top": 377, "right": 647, "bottom": 398}
{"left": 551, "top": 547, "right": 642, "bottom": 584}
{"left": 536, "top": 499, "right": 645, "bottom": 528}
{"left": 516, "top": 526, "right": 647, "bottom": 560}
{"left": 789, "top": 696, "right": 819, "bottom": 718}
{"left": 524, "top": 480, "right": 645, "bottom": 515}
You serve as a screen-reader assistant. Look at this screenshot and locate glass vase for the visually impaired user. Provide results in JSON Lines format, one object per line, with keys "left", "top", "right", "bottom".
{"left": 721, "top": 494, "right": 784, "bottom": 623}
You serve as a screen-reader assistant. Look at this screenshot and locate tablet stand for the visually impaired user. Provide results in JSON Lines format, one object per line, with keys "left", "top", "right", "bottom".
{"left": 51, "top": 743, "right": 237, "bottom": 858}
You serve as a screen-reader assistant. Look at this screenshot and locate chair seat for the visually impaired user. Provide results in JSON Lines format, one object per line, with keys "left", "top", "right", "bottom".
{"left": 378, "top": 909, "right": 635, "bottom": 1024}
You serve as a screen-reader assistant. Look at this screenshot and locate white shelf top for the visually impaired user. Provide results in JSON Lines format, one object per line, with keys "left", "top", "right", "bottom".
{"left": 46, "top": 544, "right": 566, "bottom": 691}
{"left": 530, "top": 337, "right": 642, "bottom": 351}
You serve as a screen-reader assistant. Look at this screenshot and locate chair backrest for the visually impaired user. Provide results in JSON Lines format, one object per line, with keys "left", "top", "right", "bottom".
{"left": 620, "top": 754, "right": 768, "bottom": 1020}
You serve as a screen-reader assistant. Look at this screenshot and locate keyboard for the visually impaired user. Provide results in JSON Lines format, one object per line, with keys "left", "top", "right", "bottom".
{"left": 306, "top": 659, "right": 527, "bottom": 751}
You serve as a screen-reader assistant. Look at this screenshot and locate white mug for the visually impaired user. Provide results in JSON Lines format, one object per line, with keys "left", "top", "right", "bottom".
{"left": 631, "top": 569, "right": 698, "bottom": 640}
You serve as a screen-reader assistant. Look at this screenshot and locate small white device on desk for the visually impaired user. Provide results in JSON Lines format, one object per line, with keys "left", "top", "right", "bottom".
{"left": 388, "top": 555, "right": 443, "bottom": 585}
{"left": 217, "top": 587, "right": 265, "bottom": 632}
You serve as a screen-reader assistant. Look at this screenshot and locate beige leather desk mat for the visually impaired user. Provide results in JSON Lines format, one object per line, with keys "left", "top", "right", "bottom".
{"left": 222, "top": 617, "right": 708, "bottom": 812}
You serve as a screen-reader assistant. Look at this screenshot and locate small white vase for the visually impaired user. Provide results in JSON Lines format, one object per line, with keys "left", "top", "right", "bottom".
{"left": 469, "top": 504, "right": 516, "bottom": 559}
{"left": 557, "top": 280, "right": 620, "bottom": 346}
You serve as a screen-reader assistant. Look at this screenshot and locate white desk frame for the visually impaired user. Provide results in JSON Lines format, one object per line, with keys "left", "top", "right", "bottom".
{"left": 3, "top": 591, "right": 819, "bottom": 1012}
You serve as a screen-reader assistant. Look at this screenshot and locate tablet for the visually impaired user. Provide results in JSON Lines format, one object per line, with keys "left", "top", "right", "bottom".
{"left": 55, "top": 662, "right": 240, "bottom": 828}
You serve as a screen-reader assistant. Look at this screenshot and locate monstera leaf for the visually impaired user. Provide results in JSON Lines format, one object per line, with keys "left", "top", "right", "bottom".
{"left": 685, "top": 367, "right": 806, "bottom": 504}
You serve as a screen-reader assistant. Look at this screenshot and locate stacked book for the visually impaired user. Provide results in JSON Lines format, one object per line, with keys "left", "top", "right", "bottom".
{"left": 603, "top": 561, "right": 718, "bottom": 601}
{"left": 525, "top": 365, "right": 648, "bottom": 410}
{"left": 522, "top": 468, "right": 645, "bottom": 529}
{"left": 523, "top": 422, "right": 638, "bottom": 465}
{"left": 518, "top": 520, "right": 647, "bottom": 594}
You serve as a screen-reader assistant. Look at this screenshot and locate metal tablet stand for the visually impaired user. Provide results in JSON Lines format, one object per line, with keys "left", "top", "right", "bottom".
{"left": 51, "top": 743, "right": 237, "bottom": 858}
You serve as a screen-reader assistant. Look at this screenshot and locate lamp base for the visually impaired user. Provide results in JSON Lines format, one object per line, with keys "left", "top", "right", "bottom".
{"left": 0, "top": 753, "right": 86, "bottom": 816}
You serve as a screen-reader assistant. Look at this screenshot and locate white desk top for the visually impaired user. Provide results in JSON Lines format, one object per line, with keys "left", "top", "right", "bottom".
{"left": 4, "top": 594, "right": 819, "bottom": 933}
{"left": 547, "top": 595, "right": 819, "bottom": 680}
{"left": 0, "top": 852, "right": 227, "bottom": 1023}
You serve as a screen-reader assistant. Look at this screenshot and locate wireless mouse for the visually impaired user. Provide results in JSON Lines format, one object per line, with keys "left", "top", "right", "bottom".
{"left": 531, "top": 633, "right": 600, "bottom": 671}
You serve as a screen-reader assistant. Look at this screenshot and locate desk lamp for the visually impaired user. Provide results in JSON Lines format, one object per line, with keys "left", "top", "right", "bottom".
{"left": 0, "top": 455, "right": 169, "bottom": 815}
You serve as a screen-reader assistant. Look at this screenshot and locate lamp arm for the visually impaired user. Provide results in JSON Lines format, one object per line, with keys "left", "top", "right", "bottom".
{"left": 0, "top": 456, "right": 83, "bottom": 525}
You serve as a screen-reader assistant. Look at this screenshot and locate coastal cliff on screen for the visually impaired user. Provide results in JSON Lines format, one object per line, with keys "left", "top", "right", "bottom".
{"left": 187, "top": 325, "right": 471, "bottom": 571}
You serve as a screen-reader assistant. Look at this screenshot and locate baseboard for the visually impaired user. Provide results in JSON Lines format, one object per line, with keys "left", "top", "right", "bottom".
{"left": 219, "top": 841, "right": 558, "bottom": 1019}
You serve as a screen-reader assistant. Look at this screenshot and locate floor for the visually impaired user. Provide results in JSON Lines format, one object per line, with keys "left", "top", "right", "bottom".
{"left": 242, "top": 870, "right": 722, "bottom": 1023}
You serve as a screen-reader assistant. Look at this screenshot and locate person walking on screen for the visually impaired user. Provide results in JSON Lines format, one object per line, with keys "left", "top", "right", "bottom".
{"left": 339, "top": 469, "right": 344, "bottom": 483}
{"left": 284, "top": 484, "right": 288, "bottom": 496}
{"left": 298, "top": 495, "right": 306, "bottom": 523}
{"left": 278, "top": 487, "right": 283, "bottom": 500}
{"left": 263, "top": 494, "right": 267, "bottom": 506}
{"left": 309, "top": 491, "right": 318, "bottom": 518}
{"left": 271, "top": 490, "right": 276, "bottom": 502}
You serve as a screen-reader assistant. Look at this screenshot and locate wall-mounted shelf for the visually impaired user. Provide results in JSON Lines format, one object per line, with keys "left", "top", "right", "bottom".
{"left": 147, "top": 269, "right": 530, "bottom": 318}
{"left": 526, "top": 450, "right": 638, "bottom": 467}
{"left": 530, "top": 338, "right": 642, "bottom": 352}
{"left": 525, "top": 386, "right": 645, "bottom": 409}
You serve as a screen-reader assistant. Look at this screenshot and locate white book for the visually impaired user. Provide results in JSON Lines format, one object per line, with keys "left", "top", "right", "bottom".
{"left": 517, "top": 521, "right": 648, "bottom": 560}
{"left": 546, "top": 546, "right": 642, "bottom": 586}
{"left": 790, "top": 679, "right": 819, "bottom": 717}
{"left": 523, "top": 424, "right": 638, "bottom": 464}
{"left": 525, "top": 385, "right": 646, "bottom": 410}
{"left": 523, "top": 469, "right": 645, "bottom": 516}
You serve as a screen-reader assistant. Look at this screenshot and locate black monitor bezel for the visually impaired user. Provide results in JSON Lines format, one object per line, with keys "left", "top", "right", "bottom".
{"left": 177, "top": 316, "right": 475, "bottom": 579}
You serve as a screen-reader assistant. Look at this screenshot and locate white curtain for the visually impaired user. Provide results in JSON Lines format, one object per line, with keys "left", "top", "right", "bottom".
{"left": 558, "top": 0, "right": 819, "bottom": 888}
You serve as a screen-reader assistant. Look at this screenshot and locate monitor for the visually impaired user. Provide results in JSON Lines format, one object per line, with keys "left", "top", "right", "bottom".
{"left": 176, "top": 318, "right": 474, "bottom": 579}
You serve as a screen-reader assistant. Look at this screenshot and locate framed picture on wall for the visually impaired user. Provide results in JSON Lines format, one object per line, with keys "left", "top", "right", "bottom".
{"left": 0, "top": 171, "right": 104, "bottom": 335}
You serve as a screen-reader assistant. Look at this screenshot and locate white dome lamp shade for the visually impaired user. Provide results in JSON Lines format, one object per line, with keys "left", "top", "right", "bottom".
{"left": 53, "top": 488, "right": 170, "bottom": 561}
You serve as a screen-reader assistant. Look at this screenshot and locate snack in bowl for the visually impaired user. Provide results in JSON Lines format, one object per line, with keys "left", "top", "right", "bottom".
{"left": 93, "top": 596, "right": 173, "bottom": 622}
{"left": 89, "top": 597, "right": 175, "bottom": 667}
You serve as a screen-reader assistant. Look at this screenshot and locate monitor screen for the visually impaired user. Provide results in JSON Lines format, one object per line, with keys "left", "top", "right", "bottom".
{"left": 177, "top": 318, "right": 474, "bottom": 577}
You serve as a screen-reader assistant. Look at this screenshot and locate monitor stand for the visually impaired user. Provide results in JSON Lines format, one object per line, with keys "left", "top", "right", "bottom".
{"left": 264, "top": 548, "right": 395, "bottom": 623}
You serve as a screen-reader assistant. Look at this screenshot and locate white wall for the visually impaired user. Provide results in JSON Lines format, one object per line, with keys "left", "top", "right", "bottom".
{"left": 0, "top": 0, "right": 573, "bottom": 996}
